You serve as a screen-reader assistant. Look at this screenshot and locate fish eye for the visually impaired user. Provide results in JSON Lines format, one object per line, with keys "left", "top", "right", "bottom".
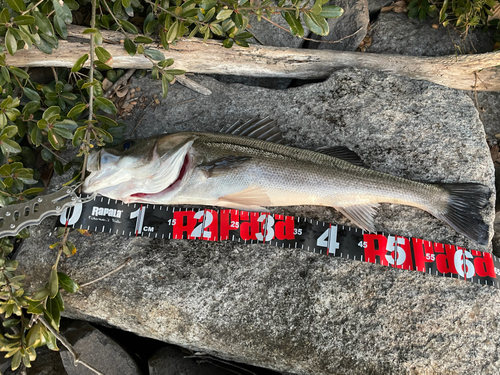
{"left": 121, "top": 140, "right": 133, "bottom": 150}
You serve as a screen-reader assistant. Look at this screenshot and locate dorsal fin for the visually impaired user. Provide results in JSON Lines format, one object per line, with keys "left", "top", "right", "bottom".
{"left": 315, "top": 146, "right": 366, "bottom": 167}
{"left": 222, "top": 117, "right": 286, "bottom": 144}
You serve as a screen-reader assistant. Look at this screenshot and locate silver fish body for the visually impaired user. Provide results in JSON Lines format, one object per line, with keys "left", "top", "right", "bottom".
{"left": 83, "top": 120, "right": 490, "bottom": 245}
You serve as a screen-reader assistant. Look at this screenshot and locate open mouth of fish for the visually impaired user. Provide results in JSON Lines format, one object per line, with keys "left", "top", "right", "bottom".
{"left": 83, "top": 140, "right": 194, "bottom": 203}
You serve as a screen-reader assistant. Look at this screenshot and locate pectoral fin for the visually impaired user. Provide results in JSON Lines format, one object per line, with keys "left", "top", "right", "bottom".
{"left": 219, "top": 186, "right": 272, "bottom": 210}
{"left": 200, "top": 156, "right": 252, "bottom": 177}
{"left": 337, "top": 203, "right": 379, "bottom": 233}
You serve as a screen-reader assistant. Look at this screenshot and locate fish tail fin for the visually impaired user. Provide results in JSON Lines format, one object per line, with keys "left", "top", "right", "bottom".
{"left": 434, "top": 183, "right": 491, "bottom": 245}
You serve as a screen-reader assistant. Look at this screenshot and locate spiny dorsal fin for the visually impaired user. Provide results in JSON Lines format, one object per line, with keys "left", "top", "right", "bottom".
{"left": 222, "top": 117, "right": 286, "bottom": 144}
{"left": 337, "top": 203, "right": 379, "bottom": 233}
{"left": 315, "top": 146, "right": 366, "bottom": 168}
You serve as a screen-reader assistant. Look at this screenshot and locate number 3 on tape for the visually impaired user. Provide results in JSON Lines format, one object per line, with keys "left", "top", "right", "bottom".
{"left": 57, "top": 198, "right": 500, "bottom": 288}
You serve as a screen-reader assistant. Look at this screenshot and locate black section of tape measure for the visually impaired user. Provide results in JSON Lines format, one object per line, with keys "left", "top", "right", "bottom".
{"left": 56, "top": 195, "right": 500, "bottom": 288}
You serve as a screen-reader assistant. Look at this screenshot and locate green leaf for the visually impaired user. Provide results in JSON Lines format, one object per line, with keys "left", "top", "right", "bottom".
{"left": 26, "top": 322, "right": 41, "bottom": 348}
{"left": 1, "top": 125, "right": 18, "bottom": 139}
{"left": 71, "top": 53, "right": 88, "bottom": 72}
{"left": 49, "top": 267, "right": 58, "bottom": 298}
{"left": 42, "top": 106, "right": 60, "bottom": 122}
{"left": 52, "top": 0, "right": 72, "bottom": 23}
{"left": 210, "top": 23, "right": 223, "bottom": 36}
{"left": 47, "top": 129, "right": 65, "bottom": 149}
{"left": 11, "top": 351, "right": 21, "bottom": 371}
{"left": 167, "top": 21, "right": 179, "bottom": 43}
{"left": 1, "top": 66, "right": 11, "bottom": 83}
{"left": 13, "top": 15, "right": 35, "bottom": 25}
{"left": 95, "top": 115, "right": 118, "bottom": 127}
{"left": 158, "top": 58, "right": 174, "bottom": 68}
{"left": 33, "top": 11, "right": 53, "bottom": 36}
{"left": 164, "top": 69, "right": 185, "bottom": 75}
{"left": 82, "top": 28, "right": 98, "bottom": 34}
{"left": 94, "top": 127, "right": 113, "bottom": 143}
{"left": 67, "top": 103, "right": 87, "bottom": 119}
{"left": 439, "top": 0, "right": 448, "bottom": 22}
{"left": 7, "top": 0, "right": 26, "bottom": 13}
{"left": 53, "top": 126, "right": 73, "bottom": 139}
{"left": 134, "top": 36, "right": 153, "bottom": 44}
{"left": 23, "top": 87, "right": 40, "bottom": 102}
{"left": 30, "top": 126, "right": 42, "bottom": 146}
{"left": 120, "top": 19, "right": 138, "bottom": 34}
{"left": 22, "top": 187, "right": 44, "bottom": 195}
{"left": 124, "top": 38, "right": 136, "bottom": 56}
{"left": 5, "top": 30, "right": 17, "bottom": 56}
{"left": 143, "top": 48, "right": 164, "bottom": 61}
{"left": 94, "top": 97, "right": 117, "bottom": 114}
{"left": 223, "top": 38, "right": 234, "bottom": 48}
{"left": 122, "top": 0, "right": 131, "bottom": 7}
{"left": 319, "top": 5, "right": 344, "bottom": 18}
{"left": 1, "top": 139, "right": 22, "bottom": 154}
{"left": 0, "top": 8, "right": 9, "bottom": 24}
{"left": 3, "top": 318, "right": 20, "bottom": 327}
{"left": 95, "top": 46, "right": 112, "bottom": 64}
{"left": 8, "top": 67, "right": 30, "bottom": 80}
{"left": 217, "top": 9, "right": 233, "bottom": 20}
{"left": 303, "top": 13, "right": 329, "bottom": 36}
{"left": 161, "top": 73, "right": 169, "bottom": 98}
{"left": 282, "top": 11, "right": 304, "bottom": 37}
{"left": 58, "top": 272, "right": 78, "bottom": 292}
{"left": 54, "top": 15, "right": 68, "bottom": 39}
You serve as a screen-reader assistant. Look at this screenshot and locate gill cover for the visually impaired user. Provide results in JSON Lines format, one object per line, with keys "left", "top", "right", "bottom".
{"left": 83, "top": 134, "right": 195, "bottom": 202}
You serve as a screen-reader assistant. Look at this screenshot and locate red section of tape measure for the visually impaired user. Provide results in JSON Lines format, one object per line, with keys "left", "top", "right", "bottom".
{"left": 57, "top": 196, "right": 500, "bottom": 288}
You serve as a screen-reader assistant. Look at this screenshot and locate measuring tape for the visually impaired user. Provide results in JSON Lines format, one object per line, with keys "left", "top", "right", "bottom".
{"left": 56, "top": 195, "right": 500, "bottom": 288}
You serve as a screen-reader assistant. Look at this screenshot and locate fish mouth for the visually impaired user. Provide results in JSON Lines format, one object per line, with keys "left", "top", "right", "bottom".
{"left": 128, "top": 153, "right": 190, "bottom": 200}
{"left": 83, "top": 140, "right": 194, "bottom": 203}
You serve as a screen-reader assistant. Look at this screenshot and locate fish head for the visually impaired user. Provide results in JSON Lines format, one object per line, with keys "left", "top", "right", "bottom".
{"left": 83, "top": 133, "right": 196, "bottom": 203}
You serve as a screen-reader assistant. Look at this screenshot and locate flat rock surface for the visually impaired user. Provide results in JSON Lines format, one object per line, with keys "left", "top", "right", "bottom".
{"left": 16, "top": 69, "right": 496, "bottom": 375}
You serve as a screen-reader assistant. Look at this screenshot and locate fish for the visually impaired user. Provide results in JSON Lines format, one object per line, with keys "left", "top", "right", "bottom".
{"left": 83, "top": 118, "right": 491, "bottom": 245}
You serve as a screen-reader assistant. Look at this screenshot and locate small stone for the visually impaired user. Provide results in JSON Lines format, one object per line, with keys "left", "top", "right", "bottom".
{"left": 59, "top": 321, "right": 141, "bottom": 375}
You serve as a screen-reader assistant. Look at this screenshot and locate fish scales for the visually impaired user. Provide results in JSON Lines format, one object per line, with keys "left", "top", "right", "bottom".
{"left": 83, "top": 119, "right": 491, "bottom": 245}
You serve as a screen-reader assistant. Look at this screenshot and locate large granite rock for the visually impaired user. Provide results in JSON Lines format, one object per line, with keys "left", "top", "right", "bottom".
{"left": 367, "top": 12, "right": 496, "bottom": 56}
{"left": 15, "top": 70, "right": 496, "bottom": 374}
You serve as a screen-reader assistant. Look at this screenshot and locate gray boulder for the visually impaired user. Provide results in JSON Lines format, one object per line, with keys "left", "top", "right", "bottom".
{"left": 367, "top": 12, "right": 496, "bottom": 56}
{"left": 368, "top": 0, "right": 394, "bottom": 15}
{"left": 16, "top": 70, "right": 496, "bottom": 375}
{"left": 59, "top": 321, "right": 142, "bottom": 375}
{"left": 306, "top": 0, "right": 369, "bottom": 51}
{"left": 149, "top": 346, "right": 236, "bottom": 375}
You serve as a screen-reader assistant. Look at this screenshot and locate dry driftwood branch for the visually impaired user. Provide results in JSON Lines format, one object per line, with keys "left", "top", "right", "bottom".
{"left": 4, "top": 25, "right": 500, "bottom": 91}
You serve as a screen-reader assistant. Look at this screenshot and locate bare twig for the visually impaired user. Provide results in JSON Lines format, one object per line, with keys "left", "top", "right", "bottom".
{"left": 103, "top": 69, "right": 136, "bottom": 98}
{"left": 38, "top": 316, "right": 105, "bottom": 375}
{"left": 40, "top": 143, "right": 69, "bottom": 164}
{"left": 175, "top": 75, "right": 212, "bottom": 95}
{"left": 79, "top": 258, "right": 132, "bottom": 288}
{"left": 51, "top": 67, "right": 58, "bottom": 82}
{"left": 132, "top": 101, "right": 154, "bottom": 136}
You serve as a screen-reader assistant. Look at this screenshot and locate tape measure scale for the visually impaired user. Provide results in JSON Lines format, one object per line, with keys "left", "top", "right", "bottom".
{"left": 57, "top": 195, "right": 500, "bottom": 288}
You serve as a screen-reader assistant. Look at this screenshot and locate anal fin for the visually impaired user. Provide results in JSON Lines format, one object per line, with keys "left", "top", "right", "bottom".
{"left": 219, "top": 186, "right": 272, "bottom": 211}
{"left": 337, "top": 203, "right": 379, "bottom": 232}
